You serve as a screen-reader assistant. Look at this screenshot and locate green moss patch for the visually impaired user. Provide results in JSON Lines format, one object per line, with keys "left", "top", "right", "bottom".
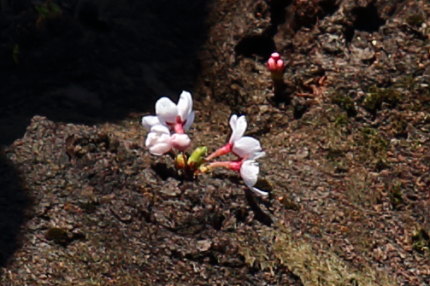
{"left": 235, "top": 224, "right": 393, "bottom": 286}
{"left": 362, "top": 86, "right": 402, "bottom": 114}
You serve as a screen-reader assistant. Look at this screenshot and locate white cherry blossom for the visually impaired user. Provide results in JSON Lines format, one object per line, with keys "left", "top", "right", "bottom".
{"left": 207, "top": 148, "right": 267, "bottom": 196}
{"left": 206, "top": 114, "right": 262, "bottom": 160}
{"left": 142, "top": 91, "right": 194, "bottom": 133}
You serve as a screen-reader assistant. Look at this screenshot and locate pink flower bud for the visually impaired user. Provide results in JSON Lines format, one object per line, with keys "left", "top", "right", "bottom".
{"left": 271, "top": 52, "right": 281, "bottom": 60}
{"left": 266, "top": 52, "right": 285, "bottom": 74}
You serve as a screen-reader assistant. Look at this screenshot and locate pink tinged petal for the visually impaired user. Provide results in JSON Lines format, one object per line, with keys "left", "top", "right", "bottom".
{"left": 145, "top": 127, "right": 170, "bottom": 145}
{"left": 142, "top": 115, "right": 161, "bottom": 130}
{"left": 155, "top": 97, "right": 178, "bottom": 124}
{"left": 149, "top": 142, "right": 172, "bottom": 155}
{"left": 177, "top": 91, "right": 193, "bottom": 122}
{"left": 145, "top": 136, "right": 172, "bottom": 156}
{"left": 240, "top": 160, "right": 268, "bottom": 196}
{"left": 183, "top": 111, "right": 195, "bottom": 131}
{"left": 276, "top": 59, "right": 284, "bottom": 70}
{"left": 145, "top": 124, "right": 172, "bottom": 155}
{"left": 232, "top": 136, "right": 262, "bottom": 158}
{"left": 267, "top": 58, "right": 276, "bottom": 70}
{"left": 171, "top": 133, "right": 191, "bottom": 151}
{"left": 271, "top": 52, "right": 280, "bottom": 60}
{"left": 229, "top": 115, "right": 247, "bottom": 143}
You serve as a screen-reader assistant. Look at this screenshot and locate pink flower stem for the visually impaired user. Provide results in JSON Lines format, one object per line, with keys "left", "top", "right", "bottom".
{"left": 207, "top": 160, "right": 242, "bottom": 172}
{"left": 271, "top": 73, "right": 288, "bottom": 104}
{"left": 205, "top": 143, "right": 232, "bottom": 161}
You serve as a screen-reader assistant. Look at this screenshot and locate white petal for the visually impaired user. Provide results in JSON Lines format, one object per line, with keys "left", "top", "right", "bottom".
{"left": 250, "top": 151, "right": 266, "bottom": 160}
{"left": 249, "top": 186, "right": 269, "bottom": 196}
{"left": 229, "top": 115, "right": 247, "bottom": 143}
{"left": 229, "top": 114, "right": 238, "bottom": 129}
{"left": 156, "top": 97, "right": 178, "bottom": 124}
{"left": 183, "top": 111, "right": 195, "bottom": 131}
{"left": 240, "top": 160, "right": 268, "bottom": 196}
{"left": 240, "top": 160, "right": 259, "bottom": 188}
{"left": 171, "top": 133, "right": 191, "bottom": 151}
{"left": 145, "top": 132, "right": 156, "bottom": 146}
{"left": 149, "top": 142, "right": 172, "bottom": 155}
{"left": 228, "top": 115, "right": 238, "bottom": 142}
{"left": 232, "top": 136, "right": 262, "bottom": 158}
{"left": 177, "top": 91, "right": 193, "bottom": 121}
{"left": 150, "top": 124, "right": 170, "bottom": 134}
{"left": 145, "top": 130, "right": 169, "bottom": 147}
{"left": 142, "top": 115, "right": 161, "bottom": 130}
{"left": 145, "top": 125, "right": 172, "bottom": 155}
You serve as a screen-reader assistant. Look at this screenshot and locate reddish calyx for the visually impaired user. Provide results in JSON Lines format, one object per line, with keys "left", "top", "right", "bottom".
{"left": 168, "top": 116, "right": 185, "bottom": 134}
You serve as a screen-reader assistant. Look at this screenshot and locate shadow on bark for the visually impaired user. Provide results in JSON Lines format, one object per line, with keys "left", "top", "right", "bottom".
{"left": 0, "top": 0, "right": 214, "bottom": 144}
{"left": 0, "top": 150, "right": 31, "bottom": 267}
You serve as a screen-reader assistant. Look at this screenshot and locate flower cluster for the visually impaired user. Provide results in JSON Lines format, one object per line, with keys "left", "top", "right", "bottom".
{"left": 142, "top": 91, "right": 194, "bottom": 155}
{"left": 142, "top": 91, "right": 267, "bottom": 196}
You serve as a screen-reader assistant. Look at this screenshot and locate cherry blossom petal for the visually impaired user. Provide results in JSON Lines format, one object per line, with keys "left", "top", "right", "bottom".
{"left": 156, "top": 97, "right": 178, "bottom": 124}
{"left": 142, "top": 115, "right": 161, "bottom": 130}
{"left": 171, "top": 133, "right": 191, "bottom": 151}
{"left": 145, "top": 129, "right": 169, "bottom": 148}
{"left": 177, "top": 91, "right": 193, "bottom": 122}
{"left": 267, "top": 58, "right": 276, "bottom": 70}
{"left": 150, "top": 124, "right": 170, "bottom": 134}
{"left": 271, "top": 52, "right": 280, "bottom": 60}
{"left": 229, "top": 115, "right": 247, "bottom": 143}
{"left": 232, "top": 136, "right": 262, "bottom": 158}
{"left": 240, "top": 160, "right": 268, "bottom": 196}
{"left": 145, "top": 124, "right": 172, "bottom": 155}
{"left": 184, "top": 111, "right": 195, "bottom": 131}
{"left": 240, "top": 160, "right": 258, "bottom": 186}
{"left": 229, "top": 114, "right": 237, "bottom": 126}
{"left": 250, "top": 151, "right": 266, "bottom": 160}
{"left": 248, "top": 186, "right": 269, "bottom": 196}
{"left": 148, "top": 142, "right": 172, "bottom": 155}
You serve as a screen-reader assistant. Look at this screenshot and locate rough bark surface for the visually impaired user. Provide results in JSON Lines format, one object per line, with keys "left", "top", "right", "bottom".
{"left": 1, "top": 0, "right": 429, "bottom": 285}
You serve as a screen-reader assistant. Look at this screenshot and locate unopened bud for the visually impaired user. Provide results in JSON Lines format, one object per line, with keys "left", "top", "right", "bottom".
{"left": 187, "top": 146, "right": 208, "bottom": 170}
{"left": 267, "top": 52, "right": 285, "bottom": 75}
{"left": 197, "top": 164, "right": 209, "bottom": 174}
{"left": 175, "top": 153, "right": 187, "bottom": 170}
